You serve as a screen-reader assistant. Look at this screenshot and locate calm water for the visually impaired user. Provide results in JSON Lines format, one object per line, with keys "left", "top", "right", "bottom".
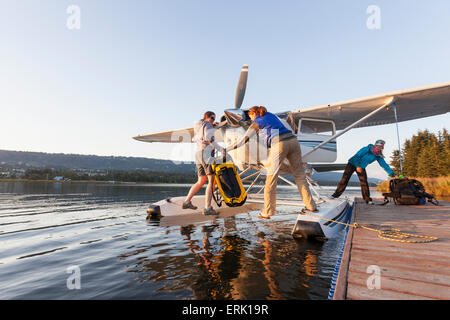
{"left": 0, "top": 181, "right": 376, "bottom": 300}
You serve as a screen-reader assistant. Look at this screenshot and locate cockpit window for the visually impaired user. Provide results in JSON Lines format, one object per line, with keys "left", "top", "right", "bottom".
{"left": 299, "top": 120, "right": 334, "bottom": 135}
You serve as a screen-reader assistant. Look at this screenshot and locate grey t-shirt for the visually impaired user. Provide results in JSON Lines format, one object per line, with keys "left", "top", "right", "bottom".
{"left": 194, "top": 120, "right": 214, "bottom": 151}
{"left": 194, "top": 120, "right": 220, "bottom": 164}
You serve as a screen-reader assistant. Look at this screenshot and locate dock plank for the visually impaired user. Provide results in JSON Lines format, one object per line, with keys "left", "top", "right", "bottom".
{"left": 350, "top": 255, "right": 450, "bottom": 276}
{"left": 347, "top": 279, "right": 434, "bottom": 300}
{"left": 347, "top": 270, "right": 450, "bottom": 299}
{"left": 333, "top": 198, "right": 450, "bottom": 300}
{"left": 349, "top": 262, "right": 450, "bottom": 286}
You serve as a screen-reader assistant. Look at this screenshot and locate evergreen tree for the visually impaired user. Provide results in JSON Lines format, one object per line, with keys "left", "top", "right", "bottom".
{"left": 417, "top": 145, "right": 438, "bottom": 177}
{"left": 390, "top": 149, "right": 401, "bottom": 174}
{"left": 400, "top": 128, "right": 449, "bottom": 178}
{"left": 440, "top": 128, "right": 450, "bottom": 175}
{"left": 402, "top": 139, "right": 415, "bottom": 176}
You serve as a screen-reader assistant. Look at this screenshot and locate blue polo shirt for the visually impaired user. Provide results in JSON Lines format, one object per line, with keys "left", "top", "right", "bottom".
{"left": 253, "top": 112, "right": 292, "bottom": 147}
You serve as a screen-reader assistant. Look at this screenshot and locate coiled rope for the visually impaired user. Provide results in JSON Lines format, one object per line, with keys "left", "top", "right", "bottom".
{"left": 301, "top": 210, "right": 438, "bottom": 243}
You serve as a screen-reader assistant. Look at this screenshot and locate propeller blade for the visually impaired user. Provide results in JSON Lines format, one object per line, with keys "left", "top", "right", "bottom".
{"left": 234, "top": 64, "right": 248, "bottom": 109}
{"left": 223, "top": 110, "right": 244, "bottom": 127}
{"left": 216, "top": 119, "right": 228, "bottom": 129}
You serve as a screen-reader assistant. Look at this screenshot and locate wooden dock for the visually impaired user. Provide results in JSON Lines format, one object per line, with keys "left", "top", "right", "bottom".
{"left": 332, "top": 198, "right": 450, "bottom": 300}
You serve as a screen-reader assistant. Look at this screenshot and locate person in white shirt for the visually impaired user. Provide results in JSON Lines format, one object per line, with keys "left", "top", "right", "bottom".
{"left": 182, "top": 111, "right": 225, "bottom": 215}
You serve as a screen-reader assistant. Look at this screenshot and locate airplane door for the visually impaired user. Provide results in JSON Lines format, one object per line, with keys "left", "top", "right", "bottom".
{"left": 297, "top": 118, "right": 337, "bottom": 163}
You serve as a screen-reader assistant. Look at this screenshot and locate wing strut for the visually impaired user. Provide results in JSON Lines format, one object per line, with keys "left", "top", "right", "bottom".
{"left": 393, "top": 102, "right": 403, "bottom": 173}
{"left": 302, "top": 97, "right": 395, "bottom": 158}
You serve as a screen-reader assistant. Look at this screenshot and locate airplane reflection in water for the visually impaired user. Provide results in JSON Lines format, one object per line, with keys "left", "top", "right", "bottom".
{"left": 120, "top": 214, "right": 335, "bottom": 299}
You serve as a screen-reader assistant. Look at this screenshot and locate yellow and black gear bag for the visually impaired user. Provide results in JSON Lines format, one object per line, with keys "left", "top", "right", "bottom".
{"left": 211, "top": 162, "right": 247, "bottom": 207}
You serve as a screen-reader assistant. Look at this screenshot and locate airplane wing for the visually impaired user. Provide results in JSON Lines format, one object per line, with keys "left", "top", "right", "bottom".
{"left": 134, "top": 82, "right": 450, "bottom": 143}
{"left": 133, "top": 127, "right": 195, "bottom": 143}
{"left": 287, "top": 82, "right": 450, "bottom": 131}
{"left": 133, "top": 126, "right": 226, "bottom": 143}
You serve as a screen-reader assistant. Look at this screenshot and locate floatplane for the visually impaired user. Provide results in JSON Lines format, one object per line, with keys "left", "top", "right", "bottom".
{"left": 133, "top": 65, "right": 450, "bottom": 239}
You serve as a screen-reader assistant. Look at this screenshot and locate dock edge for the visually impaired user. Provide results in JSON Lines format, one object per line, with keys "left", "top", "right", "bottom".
{"left": 327, "top": 201, "right": 357, "bottom": 300}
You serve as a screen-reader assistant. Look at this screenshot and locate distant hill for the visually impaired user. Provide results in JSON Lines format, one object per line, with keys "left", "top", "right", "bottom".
{"left": 0, "top": 149, "right": 382, "bottom": 186}
{"left": 0, "top": 150, "right": 195, "bottom": 174}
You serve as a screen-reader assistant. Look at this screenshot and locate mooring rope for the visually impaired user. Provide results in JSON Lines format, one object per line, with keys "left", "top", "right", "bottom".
{"left": 300, "top": 210, "right": 438, "bottom": 243}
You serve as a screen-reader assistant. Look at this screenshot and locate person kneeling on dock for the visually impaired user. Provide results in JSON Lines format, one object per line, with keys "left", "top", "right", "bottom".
{"left": 182, "top": 111, "right": 226, "bottom": 216}
{"left": 331, "top": 140, "right": 396, "bottom": 204}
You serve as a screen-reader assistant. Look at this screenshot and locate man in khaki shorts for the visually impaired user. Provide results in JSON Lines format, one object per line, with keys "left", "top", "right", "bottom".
{"left": 182, "top": 111, "right": 226, "bottom": 215}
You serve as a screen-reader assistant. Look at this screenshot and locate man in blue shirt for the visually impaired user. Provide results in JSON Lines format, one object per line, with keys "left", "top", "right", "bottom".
{"left": 331, "top": 140, "right": 396, "bottom": 204}
{"left": 226, "top": 106, "right": 317, "bottom": 218}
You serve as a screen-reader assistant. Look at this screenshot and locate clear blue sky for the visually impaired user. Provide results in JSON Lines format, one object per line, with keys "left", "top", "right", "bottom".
{"left": 1, "top": 1, "right": 449, "bottom": 178}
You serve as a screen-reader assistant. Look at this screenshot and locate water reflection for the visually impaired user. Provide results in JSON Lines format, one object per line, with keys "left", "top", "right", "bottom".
{"left": 181, "top": 223, "right": 249, "bottom": 299}
{"left": 118, "top": 214, "right": 332, "bottom": 300}
{"left": 257, "top": 232, "right": 284, "bottom": 300}
{"left": 0, "top": 182, "right": 346, "bottom": 299}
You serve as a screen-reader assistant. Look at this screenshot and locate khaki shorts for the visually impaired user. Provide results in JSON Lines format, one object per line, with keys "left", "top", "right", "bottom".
{"left": 195, "top": 149, "right": 214, "bottom": 176}
{"left": 196, "top": 162, "right": 214, "bottom": 176}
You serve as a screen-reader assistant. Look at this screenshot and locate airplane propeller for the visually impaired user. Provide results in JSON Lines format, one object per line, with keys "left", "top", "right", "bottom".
{"left": 217, "top": 65, "right": 249, "bottom": 129}
{"left": 234, "top": 64, "right": 248, "bottom": 109}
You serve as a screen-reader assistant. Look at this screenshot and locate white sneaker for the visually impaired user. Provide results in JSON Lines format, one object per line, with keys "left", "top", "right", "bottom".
{"left": 367, "top": 201, "right": 375, "bottom": 205}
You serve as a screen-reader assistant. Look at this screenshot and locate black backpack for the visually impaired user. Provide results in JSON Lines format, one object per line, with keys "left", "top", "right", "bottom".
{"left": 382, "top": 178, "right": 439, "bottom": 205}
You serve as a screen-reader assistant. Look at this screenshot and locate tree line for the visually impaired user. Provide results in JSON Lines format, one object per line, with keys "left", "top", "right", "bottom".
{"left": 0, "top": 149, "right": 195, "bottom": 173}
{"left": 22, "top": 168, "right": 198, "bottom": 183}
{"left": 390, "top": 128, "right": 450, "bottom": 177}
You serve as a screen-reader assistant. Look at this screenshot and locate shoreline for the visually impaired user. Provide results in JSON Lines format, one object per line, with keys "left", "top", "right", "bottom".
{"left": 0, "top": 179, "right": 369, "bottom": 188}
{"left": 2, "top": 179, "right": 447, "bottom": 201}
{"left": 0, "top": 179, "right": 136, "bottom": 184}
